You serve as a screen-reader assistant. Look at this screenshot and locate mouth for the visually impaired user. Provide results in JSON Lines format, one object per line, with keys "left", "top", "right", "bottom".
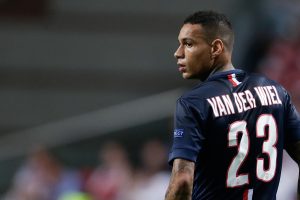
{"left": 178, "top": 64, "right": 186, "bottom": 73}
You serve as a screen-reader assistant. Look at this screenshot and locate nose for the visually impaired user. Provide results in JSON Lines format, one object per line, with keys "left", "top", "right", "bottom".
{"left": 174, "top": 45, "right": 184, "bottom": 59}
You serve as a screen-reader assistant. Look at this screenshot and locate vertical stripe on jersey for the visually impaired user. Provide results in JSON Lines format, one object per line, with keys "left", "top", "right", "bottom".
{"left": 243, "top": 189, "right": 253, "bottom": 200}
{"left": 227, "top": 73, "right": 241, "bottom": 87}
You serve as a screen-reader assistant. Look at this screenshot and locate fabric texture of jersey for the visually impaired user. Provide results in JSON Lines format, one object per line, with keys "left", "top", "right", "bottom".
{"left": 168, "top": 69, "right": 300, "bottom": 200}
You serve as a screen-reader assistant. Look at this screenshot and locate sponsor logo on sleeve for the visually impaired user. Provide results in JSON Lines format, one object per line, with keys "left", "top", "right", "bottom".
{"left": 174, "top": 129, "right": 184, "bottom": 138}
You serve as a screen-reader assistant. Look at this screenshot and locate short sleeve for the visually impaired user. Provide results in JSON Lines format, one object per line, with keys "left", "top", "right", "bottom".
{"left": 168, "top": 98, "right": 205, "bottom": 165}
{"left": 284, "top": 92, "right": 300, "bottom": 144}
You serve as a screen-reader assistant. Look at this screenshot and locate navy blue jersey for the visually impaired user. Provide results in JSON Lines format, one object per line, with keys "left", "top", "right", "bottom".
{"left": 168, "top": 69, "right": 300, "bottom": 200}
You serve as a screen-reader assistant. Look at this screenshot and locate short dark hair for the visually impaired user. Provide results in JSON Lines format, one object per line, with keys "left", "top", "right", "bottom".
{"left": 184, "top": 10, "right": 234, "bottom": 51}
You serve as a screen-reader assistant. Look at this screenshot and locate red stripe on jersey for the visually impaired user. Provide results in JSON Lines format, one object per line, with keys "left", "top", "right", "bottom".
{"left": 228, "top": 74, "right": 238, "bottom": 87}
{"left": 243, "top": 189, "right": 248, "bottom": 200}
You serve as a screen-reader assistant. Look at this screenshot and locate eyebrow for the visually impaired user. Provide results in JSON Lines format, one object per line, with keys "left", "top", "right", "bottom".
{"left": 178, "top": 37, "right": 194, "bottom": 42}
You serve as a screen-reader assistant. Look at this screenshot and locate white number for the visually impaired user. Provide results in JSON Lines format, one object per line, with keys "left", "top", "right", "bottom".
{"left": 226, "top": 115, "right": 278, "bottom": 187}
{"left": 256, "top": 115, "right": 277, "bottom": 182}
{"left": 227, "top": 121, "right": 249, "bottom": 187}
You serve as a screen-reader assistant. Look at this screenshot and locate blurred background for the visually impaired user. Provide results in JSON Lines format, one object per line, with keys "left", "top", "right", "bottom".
{"left": 0, "top": 0, "right": 299, "bottom": 199}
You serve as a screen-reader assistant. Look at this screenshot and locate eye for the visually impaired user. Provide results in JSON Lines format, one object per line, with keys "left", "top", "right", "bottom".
{"left": 184, "top": 42, "right": 193, "bottom": 48}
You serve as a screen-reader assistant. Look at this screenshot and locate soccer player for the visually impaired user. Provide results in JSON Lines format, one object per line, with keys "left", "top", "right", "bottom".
{"left": 165, "top": 11, "right": 300, "bottom": 200}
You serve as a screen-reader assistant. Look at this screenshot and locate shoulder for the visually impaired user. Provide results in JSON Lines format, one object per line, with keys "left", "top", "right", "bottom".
{"left": 248, "top": 73, "right": 287, "bottom": 92}
{"left": 180, "top": 81, "right": 221, "bottom": 101}
{"left": 176, "top": 82, "right": 220, "bottom": 119}
{"left": 247, "top": 73, "right": 292, "bottom": 106}
{"left": 248, "top": 72, "right": 282, "bottom": 86}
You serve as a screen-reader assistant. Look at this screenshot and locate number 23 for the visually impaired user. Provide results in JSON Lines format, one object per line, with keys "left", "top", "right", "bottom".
{"left": 226, "top": 114, "right": 277, "bottom": 187}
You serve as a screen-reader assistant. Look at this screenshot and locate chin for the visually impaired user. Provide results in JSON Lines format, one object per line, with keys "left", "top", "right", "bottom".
{"left": 182, "top": 75, "right": 190, "bottom": 80}
{"left": 182, "top": 73, "right": 197, "bottom": 80}
{"left": 182, "top": 73, "right": 191, "bottom": 79}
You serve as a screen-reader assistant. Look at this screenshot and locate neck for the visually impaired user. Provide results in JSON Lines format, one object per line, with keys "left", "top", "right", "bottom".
{"left": 213, "top": 53, "right": 234, "bottom": 73}
{"left": 208, "top": 62, "right": 234, "bottom": 76}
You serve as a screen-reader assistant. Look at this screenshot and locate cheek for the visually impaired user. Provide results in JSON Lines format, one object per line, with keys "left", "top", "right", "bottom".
{"left": 188, "top": 49, "right": 210, "bottom": 67}
{"left": 197, "top": 47, "right": 211, "bottom": 60}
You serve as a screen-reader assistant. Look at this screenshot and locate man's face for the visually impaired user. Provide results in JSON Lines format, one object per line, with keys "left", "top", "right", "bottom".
{"left": 174, "top": 23, "right": 213, "bottom": 80}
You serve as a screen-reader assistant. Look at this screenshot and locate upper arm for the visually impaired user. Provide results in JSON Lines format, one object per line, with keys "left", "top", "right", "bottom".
{"left": 168, "top": 98, "right": 205, "bottom": 165}
{"left": 284, "top": 91, "right": 300, "bottom": 144}
{"left": 284, "top": 93, "right": 300, "bottom": 165}
{"left": 286, "top": 141, "right": 300, "bottom": 165}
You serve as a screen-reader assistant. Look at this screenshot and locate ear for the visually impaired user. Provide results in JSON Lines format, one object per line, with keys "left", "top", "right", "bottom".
{"left": 210, "top": 39, "right": 224, "bottom": 58}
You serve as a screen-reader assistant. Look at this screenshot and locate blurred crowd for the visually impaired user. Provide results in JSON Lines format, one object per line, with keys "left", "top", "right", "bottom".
{"left": 3, "top": 139, "right": 170, "bottom": 200}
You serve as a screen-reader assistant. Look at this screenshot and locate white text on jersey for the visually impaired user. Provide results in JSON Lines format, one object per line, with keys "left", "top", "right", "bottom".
{"left": 254, "top": 86, "right": 282, "bottom": 106}
{"left": 207, "top": 85, "right": 282, "bottom": 117}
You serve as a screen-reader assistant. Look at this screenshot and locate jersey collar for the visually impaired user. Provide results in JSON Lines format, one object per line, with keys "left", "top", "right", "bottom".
{"left": 205, "top": 69, "right": 245, "bottom": 82}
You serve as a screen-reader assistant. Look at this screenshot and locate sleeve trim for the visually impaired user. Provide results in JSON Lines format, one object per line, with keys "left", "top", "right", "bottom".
{"left": 168, "top": 148, "right": 199, "bottom": 166}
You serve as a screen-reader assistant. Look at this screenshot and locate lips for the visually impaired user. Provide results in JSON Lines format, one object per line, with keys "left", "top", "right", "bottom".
{"left": 178, "top": 63, "right": 186, "bottom": 72}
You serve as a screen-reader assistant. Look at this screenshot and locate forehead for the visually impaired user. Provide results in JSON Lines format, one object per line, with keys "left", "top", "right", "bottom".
{"left": 178, "top": 23, "right": 205, "bottom": 40}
